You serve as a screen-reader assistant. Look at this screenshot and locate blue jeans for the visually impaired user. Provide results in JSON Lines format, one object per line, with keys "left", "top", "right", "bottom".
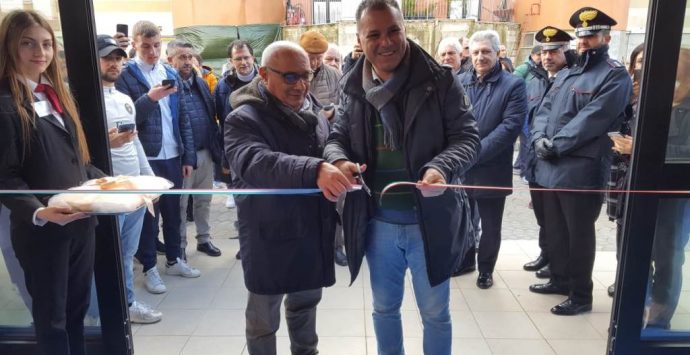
{"left": 366, "top": 219, "right": 451, "bottom": 355}
{"left": 86, "top": 207, "right": 146, "bottom": 317}
{"left": 119, "top": 208, "right": 147, "bottom": 304}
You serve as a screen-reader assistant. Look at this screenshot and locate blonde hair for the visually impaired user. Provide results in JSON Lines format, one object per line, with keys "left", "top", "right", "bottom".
{"left": 0, "top": 10, "right": 90, "bottom": 163}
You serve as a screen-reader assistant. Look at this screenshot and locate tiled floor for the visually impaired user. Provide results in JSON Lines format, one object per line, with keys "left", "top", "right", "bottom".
{"left": 2, "top": 187, "right": 689, "bottom": 354}
{"left": 127, "top": 193, "right": 619, "bottom": 355}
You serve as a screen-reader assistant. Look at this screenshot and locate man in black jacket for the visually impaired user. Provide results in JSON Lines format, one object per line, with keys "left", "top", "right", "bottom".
{"left": 167, "top": 39, "right": 222, "bottom": 259}
{"left": 324, "top": 1, "right": 479, "bottom": 353}
{"left": 224, "top": 41, "right": 349, "bottom": 355}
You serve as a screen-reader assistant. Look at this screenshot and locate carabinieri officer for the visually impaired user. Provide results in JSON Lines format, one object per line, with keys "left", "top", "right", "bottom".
{"left": 528, "top": 6, "right": 632, "bottom": 316}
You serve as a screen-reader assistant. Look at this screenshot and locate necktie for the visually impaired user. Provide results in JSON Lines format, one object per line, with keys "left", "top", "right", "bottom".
{"left": 34, "top": 83, "right": 63, "bottom": 114}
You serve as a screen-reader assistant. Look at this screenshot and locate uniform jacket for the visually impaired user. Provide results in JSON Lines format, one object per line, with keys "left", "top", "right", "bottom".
{"left": 0, "top": 79, "right": 104, "bottom": 239}
{"left": 530, "top": 45, "right": 633, "bottom": 189}
{"left": 309, "top": 64, "right": 341, "bottom": 106}
{"left": 115, "top": 60, "right": 196, "bottom": 167}
{"left": 324, "top": 40, "right": 480, "bottom": 287}
{"left": 179, "top": 73, "right": 222, "bottom": 164}
{"left": 458, "top": 63, "right": 527, "bottom": 198}
{"left": 224, "top": 77, "right": 336, "bottom": 295}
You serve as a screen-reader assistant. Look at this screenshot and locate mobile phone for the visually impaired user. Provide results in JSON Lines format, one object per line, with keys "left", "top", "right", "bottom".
{"left": 161, "top": 79, "right": 176, "bottom": 88}
{"left": 117, "top": 123, "right": 135, "bottom": 133}
{"left": 116, "top": 24, "right": 128, "bottom": 38}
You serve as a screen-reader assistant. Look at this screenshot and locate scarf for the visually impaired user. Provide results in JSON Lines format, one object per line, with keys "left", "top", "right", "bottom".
{"left": 362, "top": 45, "right": 411, "bottom": 151}
{"left": 261, "top": 83, "right": 318, "bottom": 132}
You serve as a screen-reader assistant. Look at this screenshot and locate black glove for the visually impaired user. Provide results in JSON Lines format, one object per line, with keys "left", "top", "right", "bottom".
{"left": 534, "top": 138, "right": 556, "bottom": 160}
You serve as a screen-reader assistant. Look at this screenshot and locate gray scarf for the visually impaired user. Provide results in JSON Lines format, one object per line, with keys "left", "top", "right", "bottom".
{"left": 362, "top": 46, "right": 411, "bottom": 151}
{"left": 261, "top": 83, "right": 318, "bottom": 132}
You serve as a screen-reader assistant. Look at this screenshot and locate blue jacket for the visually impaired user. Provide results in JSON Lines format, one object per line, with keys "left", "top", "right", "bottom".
{"left": 531, "top": 45, "right": 632, "bottom": 189}
{"left": 115, "top": 60, "right": 196, "bottom": 168}
{"left": 458, "top": 63, "right": 527, "bottom": 198}
{"left": 179, "top": 73, "right": 222, "bottom": 164}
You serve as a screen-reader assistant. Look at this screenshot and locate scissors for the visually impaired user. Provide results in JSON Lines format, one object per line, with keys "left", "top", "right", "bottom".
{"left": 355, "top": 163, "right": 372, "bottom": 196}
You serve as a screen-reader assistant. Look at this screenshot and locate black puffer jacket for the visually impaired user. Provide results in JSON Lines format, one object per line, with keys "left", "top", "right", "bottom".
{"left": 324, "top": 40, "right": 480, "bottom": 287}
{"left": 224, "top": 77, "right": 336, "bottom": 295}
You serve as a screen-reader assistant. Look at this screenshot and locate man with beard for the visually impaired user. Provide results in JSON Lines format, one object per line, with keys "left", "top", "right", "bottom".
{"left": 167, "top": 40, "right": 222, "bottom": 259}
{"left": 97, "top": 34, "right": 162, "bottom": 323}
{"left": 529, "top": 7, "right": 632, "bottom": 315}
{"left": 521, "top": 27, "right": 574, "bottom": 280}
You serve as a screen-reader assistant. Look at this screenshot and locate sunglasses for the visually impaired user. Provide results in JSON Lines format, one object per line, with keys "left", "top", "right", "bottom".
{"left": 266, "top": 67, "right": 314, "bottom": 84}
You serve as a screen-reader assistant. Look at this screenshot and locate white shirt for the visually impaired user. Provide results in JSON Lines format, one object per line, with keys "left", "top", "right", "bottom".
{"left": 134, "top": 57, "right": 179, "bottom": 160}
{"left": 103, "top": 86, "right": 153, "bottom": 176}
{"left": 27, "top": 77, "right": 65, "bottom": 127}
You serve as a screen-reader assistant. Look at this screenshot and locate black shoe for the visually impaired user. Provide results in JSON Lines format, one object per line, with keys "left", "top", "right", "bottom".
{"left": 476, "top": 273, "right": 493, "bottom": 289}
{"left": 334, "top": 247, "right": 348, "bottom": 266}
{"left": 550, "top": 299, "right": 592, "bottom": 316}
{"left": 523, "top": 255, "right": 549, "bottom": 271}
{"left": 535, "top": 265, "right": 551, "bottom": 279}
{"left": 608, "top": 284, "right": 615, "bottom": 297}
{"left": 451, "top": 264, "right": 476, "bottom": 277}
{"left": 235, "top": 250, "right": 241, "bottom": 260}
{"left": 529, "top": 282, "right": 569, "bottom": 296}
{"left": 155, "top": 240, "right": 166, "bottom": 255}
{"left": 197, "top": 242, "right": 222, "bottom": 257}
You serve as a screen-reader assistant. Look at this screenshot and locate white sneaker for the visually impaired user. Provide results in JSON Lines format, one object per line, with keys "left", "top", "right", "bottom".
{"left": 165, "top": 257, "right": 201, "bottom": 278}
{"left": 225, "top": 195, "right": 236, "bottom": 209}
{"left": 213, "top": 181, "right": 227, "bottom": 189}
{"left": 144, "top": 268, "right": 167, "bottom": 294}
{"left": 129, "top": 301, "right": 162, "bottom": 324}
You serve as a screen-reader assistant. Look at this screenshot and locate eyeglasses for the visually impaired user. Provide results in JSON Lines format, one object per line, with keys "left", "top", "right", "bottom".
{"left": 266, "top": 67, "right": 314, "bottom": 84}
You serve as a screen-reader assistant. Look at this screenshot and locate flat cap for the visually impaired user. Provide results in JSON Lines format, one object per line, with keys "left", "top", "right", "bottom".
{"left": 299, "top": 30, "right": 328, "bottom": 54}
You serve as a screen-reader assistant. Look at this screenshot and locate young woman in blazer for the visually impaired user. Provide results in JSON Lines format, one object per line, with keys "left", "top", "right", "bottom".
{"left": 0, "top": 10, "right": 105, "bottom": 355}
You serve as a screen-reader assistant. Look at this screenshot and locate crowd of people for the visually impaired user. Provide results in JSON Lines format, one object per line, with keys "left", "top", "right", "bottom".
{"left": 1, "top": 0, "right": 688, "bottom": 354}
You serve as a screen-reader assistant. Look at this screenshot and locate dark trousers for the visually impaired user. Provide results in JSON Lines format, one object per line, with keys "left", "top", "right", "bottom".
{"left": 648, "top": 199, "right": 690, "bottom": 326}
{"left": 528, "top": 182, "right": 548, "bottom": 259}
{"left": 136, "top": 157, "right": 183, "bottom": 271}
{"left": 11, "top": 227, "right": 95, "bottom": 355}
{"left": 514, "top": 130, "right": 529, "bottom": 173}
{"left": 471, "top": 196, "right": 507, "bottom": 274}
{"left": 543, "top": 191, "right": 602, "bottom": 304}
{"left": 246, "top": 288, "right": 322, "bottom": 355}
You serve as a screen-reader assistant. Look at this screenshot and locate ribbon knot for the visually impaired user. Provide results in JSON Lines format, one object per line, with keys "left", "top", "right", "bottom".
{"left": 34, "top": 83, "right": 63, "bottom": 114}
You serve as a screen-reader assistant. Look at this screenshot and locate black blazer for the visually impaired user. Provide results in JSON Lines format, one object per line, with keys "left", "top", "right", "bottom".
{"left": 0, "top": 79, "right": 104, "bottom": 238}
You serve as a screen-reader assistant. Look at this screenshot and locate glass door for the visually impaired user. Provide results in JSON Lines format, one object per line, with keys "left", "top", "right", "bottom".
{"left": 0, "top": 1, "right": 131, "bottom": 354}
{"left": 610, "top": 0, "right": 690, "bottom": 353}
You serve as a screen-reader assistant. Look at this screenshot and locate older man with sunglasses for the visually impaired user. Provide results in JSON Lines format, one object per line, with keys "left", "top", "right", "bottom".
{"left": 224, "top": 41, "right": 349, "bottom": 355}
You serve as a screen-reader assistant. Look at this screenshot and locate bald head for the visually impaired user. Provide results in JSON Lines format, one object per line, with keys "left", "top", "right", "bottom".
{"left": 259, "top": 41, "right": 313, "bottom": 111}
{"left": 261, "top": 41, "right": 308, "bottom": 67}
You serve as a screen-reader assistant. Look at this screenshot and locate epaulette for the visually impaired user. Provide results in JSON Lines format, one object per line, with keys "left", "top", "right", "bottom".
{"left": 606, "top": 58, "right": 624, "bottom": 68}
